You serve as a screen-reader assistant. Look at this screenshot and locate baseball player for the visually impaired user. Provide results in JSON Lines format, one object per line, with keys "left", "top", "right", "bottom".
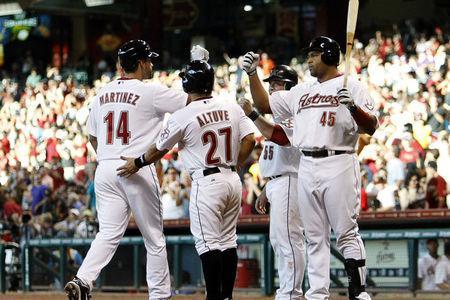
{"left": 64, "top": 39, "right": 191, "bottom": 300}
{"left": 116, "top": 60, "right": 256, "bottom": 300}
{"left": 246, "top": 65, "right": 306, "bottom": 299}
{"left": 242, "top": 36, "right": 378, "bottom": 300}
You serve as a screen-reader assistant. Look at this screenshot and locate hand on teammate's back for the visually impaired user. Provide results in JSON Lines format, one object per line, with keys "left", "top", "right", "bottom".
{"left": 190, "top": 45, "right": 209, "bottom": 62}
{"left": 242, "top": 51, "right": 260, "bottom": 75}
{"left": 117, "top": 156, "right": 140, "bottom": 178}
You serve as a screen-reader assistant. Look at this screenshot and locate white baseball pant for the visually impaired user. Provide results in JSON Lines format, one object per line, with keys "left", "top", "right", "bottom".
{"left": 298, "top": 154, "right": 370, "bottom": 300}
{"left": 189, "top": 169, "right": 242, "bottom": 255}
{"left": 76, "top": 160, "right": 171, "bottom": 300}
{"left": 266, "top": 174, "right": 306, "bottom": 300}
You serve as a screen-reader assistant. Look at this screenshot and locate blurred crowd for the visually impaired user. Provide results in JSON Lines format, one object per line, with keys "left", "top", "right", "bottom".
{"left": 0, "top": 24, "right": 449, "bottom": 243}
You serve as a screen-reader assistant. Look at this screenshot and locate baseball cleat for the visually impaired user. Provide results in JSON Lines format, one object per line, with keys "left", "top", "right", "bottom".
{"left": 64, "top": 277, "right": 91, "bottom": 300}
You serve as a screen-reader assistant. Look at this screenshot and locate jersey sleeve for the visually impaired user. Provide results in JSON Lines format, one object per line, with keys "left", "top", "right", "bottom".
{"left": 152, "top": 83, "right": 188, "bottom": 115}
{"left": 279, "top": 121, "right": 294, "bottom": 146}
{"left": 351, "top": 81, "right": 377, "bottom": 116}
{"left": 87, "top": 98, "right": 98, "bottom": 137}
{"left": 269, "top": 90, "right": 295, "bottom": 120}
{"left": 237, "top": 105, "right": 255, "bottom": 140}
{"left": 156, "top": 115, "right": 183, "bottom": 151}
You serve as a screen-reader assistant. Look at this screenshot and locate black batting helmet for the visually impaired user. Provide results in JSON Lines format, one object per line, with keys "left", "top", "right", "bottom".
{"left": 179, "top": 60, "right": 214, "bottom": 94}
{"left": 263, "top": 65, "right": 298, "bottom": 90}
{"left": 304, "top": 36, "right": 340, "bottom": 66}
{"left": 117, "top": 39, "right": 159, "bottom": 72}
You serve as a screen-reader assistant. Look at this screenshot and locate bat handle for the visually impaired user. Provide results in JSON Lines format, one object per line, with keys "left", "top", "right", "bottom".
{"left": 343, "top": 39, "right": 354, "bottom": 88}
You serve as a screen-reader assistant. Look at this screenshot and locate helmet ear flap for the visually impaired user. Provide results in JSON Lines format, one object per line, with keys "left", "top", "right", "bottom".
{"left": 284, "top": 82, "right": 295, "bottom": 90}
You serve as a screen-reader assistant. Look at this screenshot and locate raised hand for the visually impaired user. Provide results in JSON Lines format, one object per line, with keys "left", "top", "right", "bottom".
{"left": 242, "top": 51, "right": 260, "bottom": 75}
{"left": 238, "top": 98, "right": 254, "bottom": 116}
{"left": 337, "top": 88, "right": 355, "bottom": 109}
{"left": 191, "top": 45, "right": 209, "bottom": 62}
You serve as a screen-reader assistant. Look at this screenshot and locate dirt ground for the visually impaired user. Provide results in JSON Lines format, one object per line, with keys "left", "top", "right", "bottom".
{"left": 1, "top": 292, "right": 449, "bottom": 300}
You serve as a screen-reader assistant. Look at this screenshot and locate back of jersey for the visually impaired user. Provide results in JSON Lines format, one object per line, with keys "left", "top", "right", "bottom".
{"left": 161, "top": 97, "right": 254, "bottom": 173}
{"left": 88, "top": 78, "right": 186, "bottom": 161}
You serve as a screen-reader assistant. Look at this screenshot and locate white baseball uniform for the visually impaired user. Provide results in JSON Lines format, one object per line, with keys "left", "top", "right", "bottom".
{"left": 418, "top": 253, "right": 439, "bottom": 291}
{"left": 80, "top": 78, "right": 187, "bottom": 299}
{"left": 156, "top": 97, "right": 254, "bottom": 255}
{"left": 270, "top": 75, "right": 375, "bottom": 300}
{"left": 259, "top": 91, "right": 306, "bottom": 300}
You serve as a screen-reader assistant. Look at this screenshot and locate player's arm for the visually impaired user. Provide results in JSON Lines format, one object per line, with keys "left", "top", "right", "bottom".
{"left": 255, "top": 185, "right": 268, "bottom": 214}
{"left": 337, "top": 88, "right": 378, "bottom": 136}
{"left": 89, "top": 135, "right": 98, "bottom": 153}
{"left": 237, "top": 133, "right": 256, "bottom": 169}
{"left": 356, "top": 134, "right": 370, "bottom": 155}
{"left": 239, "top": 98, "right": 290, "bottom": 146}
{"left": 242, "top": 52, "right": 271, "bottom": 113}
{"left": 117, "top": 144, "right": 169, "bottom": 178}
{"left": 117, "top": 117, "right": 182, "bottom": 178}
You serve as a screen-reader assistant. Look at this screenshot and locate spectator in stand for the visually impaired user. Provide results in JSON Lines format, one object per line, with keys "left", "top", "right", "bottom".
{"left": 31, "top": 175, "right": 50, "bottom": 215}
{"left": 425, "top": 161, "right": 448, "bottom": 209}
{"left": 54, "top": 208, "right": 80, "bottom": 238}
{"left": 418, "top": 239, "right": 440, "bottom": 291}
{"left": 75, "top": 209, "right": 98, "bottom": 238}
{"left": 241, "top": 173, "right": 261, "bottom": 215}
{"left": 398, "top": 173, "right": 426, "bottom": 209}
{"left": 179, "top": 171, "right": 192, "bottom": 218}
{"left": 372, "top": 169, "right": 397, "bottom": 212}
{"left": 162, "top": 167, "right": 180, "bottom": 192}
{"left": 161, "top": 181, "right": 185, "bottom": 220}
{"left": 435, "top": 240, "right": 450, "bottom": 290}
{"left": 3, "top": 191, "right": 22, "bottom": 219}
{"left": 386, "top": 146, "right": 405, "bottom": 187}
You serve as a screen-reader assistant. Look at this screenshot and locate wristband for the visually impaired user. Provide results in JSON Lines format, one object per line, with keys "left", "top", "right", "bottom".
{"left": 134, "top": 154, "right": 149, "bottom": 169}
{"left": 248, "top": 110, "right": 260, "bottom": 121}
{"left": 247, "top": 69, "right": 256, "bottom": 76}
{"left": 348, "top": 104, "right": 358, "bottom": 114}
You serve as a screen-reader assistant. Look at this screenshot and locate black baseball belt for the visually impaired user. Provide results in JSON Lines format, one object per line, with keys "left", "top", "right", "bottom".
{"left": 301, "top": 149, "right": 354, "bottom": 158}
{"left": 203, "top": 166, "right": 236, "bottom": 177}
{"left": 267, "top": 174, "right": 283, "bottom": 181}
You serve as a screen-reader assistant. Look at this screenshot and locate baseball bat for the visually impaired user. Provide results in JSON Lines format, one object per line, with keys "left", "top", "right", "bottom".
{"left": 343, "top": 0, "right": 359, "bottom": 88}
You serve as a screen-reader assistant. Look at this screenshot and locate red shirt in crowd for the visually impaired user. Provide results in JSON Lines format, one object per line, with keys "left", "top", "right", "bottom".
{"left": 399, "top": 149, "right": 420, "bottom": 165}
{"left": 360, "top": 188, "right": 369, "bottom": 211}
{"left": 1, "top": 137, "right": 10, "bottom": 154}
{"left": 4, "top": 199, "right": 22, "bottom": 219}
{"left": 46, "top": 138, "right": 60, "bottom": 162}
{"left": 426, "top": 175, "right": 448, "bottom": 209}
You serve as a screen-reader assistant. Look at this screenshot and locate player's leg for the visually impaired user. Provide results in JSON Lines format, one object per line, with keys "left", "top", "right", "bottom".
{"left": 298, "top": 157, "right": 332, "bottom": 300}
{"left": 219, "top": 172, "right": 242, "bottom": 300}
{"left": 323, "top": 154, "right": 370, "bottom": 300}
{"left": 122, "top": 164, "right": 171, "bottom": 300}
{"left": 71, "top": 162, "right": 130, "bottom": 293}
{"left": 266, "top": 175, "right": 305, "bottom": 300}
{"left": 190, "top": 174, "right": 228, "bottom": 300}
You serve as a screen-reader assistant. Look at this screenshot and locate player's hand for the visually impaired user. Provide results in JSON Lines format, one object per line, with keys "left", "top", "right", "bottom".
{"left": 191, "top": 45, "right": 209, "bottom": 62}
{"left": 337, "top": 88, "right": 355, "bottom": 109}
{"left": 242, "top": 51, "right": 259, "bottom": 76}
{"left": 255, "top": 194, "right": 268, "bottom": 214}
{"left": 117, "top": 156, "right": 139, "bottom": 178}
{"left": 238, "top": 98, "right": 253, "bottom": 116}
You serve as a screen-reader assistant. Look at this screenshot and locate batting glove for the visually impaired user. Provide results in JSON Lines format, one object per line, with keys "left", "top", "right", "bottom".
{"left": 337, "top": 88, "right": 356, "bottom": 111}
{"left": 242, "top": 51, "right": 259, "bottom": 76}
{"left": 191, "top": 45, "right": 209, "bottom": 62}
